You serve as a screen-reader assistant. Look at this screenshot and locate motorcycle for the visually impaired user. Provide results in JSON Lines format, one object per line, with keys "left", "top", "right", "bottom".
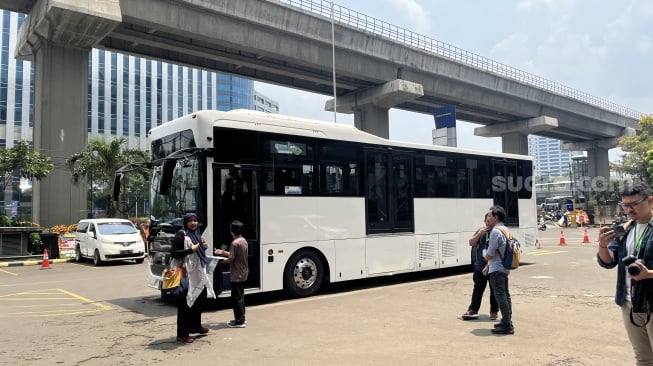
{"left": 538, "top": 222, "right": 547, "bottom": 231}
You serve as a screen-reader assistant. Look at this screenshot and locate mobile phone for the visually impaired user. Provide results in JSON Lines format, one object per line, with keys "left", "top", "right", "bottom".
{"left": 613, "top": 224, "right": 626, "bottom": 238}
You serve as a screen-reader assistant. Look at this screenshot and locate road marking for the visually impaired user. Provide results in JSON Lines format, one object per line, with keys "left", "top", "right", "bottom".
{"left": 529, "top": 250, "right": 567, "bottom": 256}
{"left": 0, "top": 288, "right": 112, "bottom": 318}
{"left": 0, "top": 268, "right": 17, "bottom": 276}
{"left": 70, "top": 263, "right": 102, "bottom": 269}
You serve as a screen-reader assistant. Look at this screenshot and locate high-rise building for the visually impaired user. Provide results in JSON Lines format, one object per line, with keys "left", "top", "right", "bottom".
{"left": 0, "top": 10, "right": 277, "bottom": 218}
{"left": 528, "top": 135, "right": 583, "bottom": 178}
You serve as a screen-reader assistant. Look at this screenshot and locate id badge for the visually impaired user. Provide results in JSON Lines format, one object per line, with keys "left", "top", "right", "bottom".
{"left": 482, "top": 249, "right": 487, "bottom": 257}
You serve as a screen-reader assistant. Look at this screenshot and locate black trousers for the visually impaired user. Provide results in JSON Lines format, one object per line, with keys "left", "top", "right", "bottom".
{"left": 177, "top": 287, "right": 207, "bottom": 337}
{"left": 231, "top": 281, "right": 246, "bottom": 323}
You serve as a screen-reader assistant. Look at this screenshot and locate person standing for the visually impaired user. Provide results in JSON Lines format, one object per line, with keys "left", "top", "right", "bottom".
{"left": 462, "top": 213, "right": 499, "bottom": 321}
{"left": 215, "top": 220, "right": 249, "bottom": 328}
{"left": 484, "top": 205, "right": 513, "bottom": 335}
{"left": 598, "top": 181, "right": 653, "bottom": 365}
{"left": 171, "top": 213, "right": 217, "bottom": 343}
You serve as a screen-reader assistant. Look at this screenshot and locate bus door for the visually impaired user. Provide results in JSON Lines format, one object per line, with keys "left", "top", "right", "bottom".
{"left": 492, "top": 159, "right": 519, "bottom": 226}
{"left": 213, "top": 164, "right": 260, "bottom": 293}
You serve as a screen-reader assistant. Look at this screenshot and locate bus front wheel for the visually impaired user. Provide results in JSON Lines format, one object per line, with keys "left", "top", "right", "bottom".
{"left": 284, "top": 250, "right": 324, "bottom": 298}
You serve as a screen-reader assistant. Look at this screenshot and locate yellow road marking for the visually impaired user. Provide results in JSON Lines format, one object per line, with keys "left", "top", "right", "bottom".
{"left": 529, "top": 250, "right": 567, "bottom": 256}
{"left": 0, "top": 288, "right": 111, "bottom": 318}
{"left": 0, "top": 268, "right": 17, "bottom": 276}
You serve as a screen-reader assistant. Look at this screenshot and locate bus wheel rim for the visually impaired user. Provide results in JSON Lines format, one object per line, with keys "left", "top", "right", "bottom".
{"left": 293, "top": 258, "right": 317, "bottom": 289}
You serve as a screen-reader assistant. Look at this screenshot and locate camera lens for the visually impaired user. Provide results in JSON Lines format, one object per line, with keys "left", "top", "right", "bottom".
{"left": 628, "top": 264, "right": 642, "bottom": 276}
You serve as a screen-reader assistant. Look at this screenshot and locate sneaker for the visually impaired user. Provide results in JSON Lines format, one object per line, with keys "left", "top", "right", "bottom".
{"left": 227, "top": 320, "right": 246, "bottom": 328}
{"left": 491, "top": 325, "right": 514, "bottom": 335}
{"left": 461, "top": 310, "right": 479, "bottom": 320}
{"left": 489, "top": 312, "right": 498, "bottom": 320}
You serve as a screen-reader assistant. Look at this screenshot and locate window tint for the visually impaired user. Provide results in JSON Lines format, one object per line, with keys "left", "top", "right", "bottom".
{"left": 151, "top": 129, "right": 195, "bottom": 161}
{"left": 318, "top": 140, "right": 362, "bottom": 196}
{"left": 414, "top": 153, "right": 492, "bottom": 198}
{"left": 366, "top": 150, "right": 389, "bottom": 231}
{"left": 262, "top": 137, "right": 314, "bottom": 195}
{"left": 76, "top": 222, "right": 89, "bottom": 233}
{"left": 214, "top": 127, "right": 259, "bottom": 164}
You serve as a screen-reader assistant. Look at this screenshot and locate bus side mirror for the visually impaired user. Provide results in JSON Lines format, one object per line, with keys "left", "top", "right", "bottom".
{"left": 160, "top": 160, "right": 175, "bottom": 195}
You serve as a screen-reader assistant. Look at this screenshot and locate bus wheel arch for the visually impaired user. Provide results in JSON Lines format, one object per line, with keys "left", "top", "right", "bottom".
{"left": 283, "top": 248, "right": 329, "bottom": 298}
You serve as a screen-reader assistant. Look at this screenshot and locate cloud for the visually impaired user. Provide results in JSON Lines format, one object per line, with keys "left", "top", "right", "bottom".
{"left": 386, "top": 0, "right": 431, "bottom": 35}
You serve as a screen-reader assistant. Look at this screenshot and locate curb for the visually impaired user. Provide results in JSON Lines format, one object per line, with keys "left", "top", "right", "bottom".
{"left": 0, "top": 258, "right": 75, "bottom": 267}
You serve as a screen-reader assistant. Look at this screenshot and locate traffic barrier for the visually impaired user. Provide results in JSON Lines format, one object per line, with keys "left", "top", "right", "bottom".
{"left": 582, "top": 227, "right": 591, "bottom": 243}
{"left": 559, "top": 230, "right": 567, "bottom": 246}
{"left": 41, "top": 248, "right": 51, "bottom": 269}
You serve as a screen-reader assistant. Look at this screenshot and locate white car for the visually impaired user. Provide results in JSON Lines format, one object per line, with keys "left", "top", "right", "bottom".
{"left": 75, "top": 219, "right": 146, "bottom": 266}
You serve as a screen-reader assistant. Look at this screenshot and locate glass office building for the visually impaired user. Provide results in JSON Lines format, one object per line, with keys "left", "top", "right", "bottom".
{"left": 0, "top": 10, "right": 278, "bottom": 218}
{"left": 528, "top": 135, "right": 583, "bottom": 178}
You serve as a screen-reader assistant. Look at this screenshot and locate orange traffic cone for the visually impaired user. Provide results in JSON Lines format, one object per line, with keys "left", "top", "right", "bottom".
{"left": 41, "top": 248, "right": 51, "bottom": 269}
{"left": 582, "top": 227, "right": 591, "bottom": 243}
{"left": 559, "top": 230, "right": 567, "bottom": 246}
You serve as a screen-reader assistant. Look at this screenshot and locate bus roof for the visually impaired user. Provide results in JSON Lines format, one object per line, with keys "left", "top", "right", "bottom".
{"left": 148, "top": 109, "right": 533, "bottom": 161}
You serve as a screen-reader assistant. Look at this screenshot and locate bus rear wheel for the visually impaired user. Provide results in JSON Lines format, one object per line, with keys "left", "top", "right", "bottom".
{"left": 284, "top": 250, "right": 324, "bottom": 298}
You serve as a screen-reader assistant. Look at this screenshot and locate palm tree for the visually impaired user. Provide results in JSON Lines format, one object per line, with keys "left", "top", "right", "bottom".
{"left": 66, "top": 137, "right": 149, "bottom": 217}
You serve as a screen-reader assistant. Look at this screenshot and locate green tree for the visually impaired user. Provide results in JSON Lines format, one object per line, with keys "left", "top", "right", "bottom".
{"left": 0, "top": 140, "right": 53, "bottom": 215}
{"left": 619, "top": 114, "right": 653, "bottom": 183}
{"left": 66, "top": 137, "right": 149, "bottom": 217}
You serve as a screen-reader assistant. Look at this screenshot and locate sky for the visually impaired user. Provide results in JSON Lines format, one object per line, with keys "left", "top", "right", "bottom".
{"left": 254, "top": 0, "right": 652, "bottom": 162}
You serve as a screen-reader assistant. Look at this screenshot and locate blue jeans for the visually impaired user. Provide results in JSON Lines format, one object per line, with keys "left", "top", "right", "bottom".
{"left": 489, "top": 271, "right": 512, "bottom": 327}
{"left": 468, "top": 269, "right": 498, "bottom": 313}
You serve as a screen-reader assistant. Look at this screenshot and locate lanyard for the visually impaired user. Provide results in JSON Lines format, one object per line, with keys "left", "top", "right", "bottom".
{"left": 635, "top": 221, "right": 653, "bottom": 252}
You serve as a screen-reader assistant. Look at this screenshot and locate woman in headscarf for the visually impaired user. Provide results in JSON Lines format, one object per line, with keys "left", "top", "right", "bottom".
{"left": 170, "top": 213, "right": 218, "bottom": 343}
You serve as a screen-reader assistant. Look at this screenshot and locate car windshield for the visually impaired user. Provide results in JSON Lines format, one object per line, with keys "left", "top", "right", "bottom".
{"left": 97, "top": 222, "right": 138, "bottom": 235}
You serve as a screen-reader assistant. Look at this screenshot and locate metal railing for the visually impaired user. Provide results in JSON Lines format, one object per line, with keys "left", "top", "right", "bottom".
{"left": 275, "top": 0, "right": 642, "bottom": 120}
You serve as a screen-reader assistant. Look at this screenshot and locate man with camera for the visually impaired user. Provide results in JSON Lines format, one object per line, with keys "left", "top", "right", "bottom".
{"left": 598, "top": 181, "right": 653, "bottom": 365}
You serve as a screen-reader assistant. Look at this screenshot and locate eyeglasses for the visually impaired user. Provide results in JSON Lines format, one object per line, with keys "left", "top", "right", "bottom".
{"left": 620, "top": 196, "right": 648, "bottom": 210}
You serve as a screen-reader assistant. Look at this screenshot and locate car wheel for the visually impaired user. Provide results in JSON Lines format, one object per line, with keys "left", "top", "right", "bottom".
{"left": 93, "top": 250, "right": 102, "bottom": 266}
{"left": 75, "top": 245, "right": 82, "bottom": 263}
{"left": 283, "top": 249, "right": 324, "bottom": 298}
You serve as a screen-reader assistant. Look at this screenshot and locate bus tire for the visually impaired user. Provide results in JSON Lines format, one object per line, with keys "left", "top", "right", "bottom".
{"left": 284, "top": 249, "right": 324, "bottom": 298}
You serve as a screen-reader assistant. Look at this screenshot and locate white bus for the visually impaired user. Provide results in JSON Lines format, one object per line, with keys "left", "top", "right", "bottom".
{"left": 116, "top": 110, "right": 537, "bottom": 298}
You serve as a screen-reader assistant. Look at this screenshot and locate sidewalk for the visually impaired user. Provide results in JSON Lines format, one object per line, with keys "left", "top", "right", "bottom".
{"left": 0, "top": 256, "right": 74, "bottom": 267}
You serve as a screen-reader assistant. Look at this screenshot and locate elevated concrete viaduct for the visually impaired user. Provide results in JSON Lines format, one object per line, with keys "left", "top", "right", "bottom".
{"left": 0, "top": 0, "right": 640, "bottom": 226}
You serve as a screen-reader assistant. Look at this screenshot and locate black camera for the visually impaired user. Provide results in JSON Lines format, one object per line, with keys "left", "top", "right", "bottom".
{"left": 613, "top": 224, "right": 627, "bottom": 238}
{"left": 623, "top": 254, "right": 642, "bottom": 276}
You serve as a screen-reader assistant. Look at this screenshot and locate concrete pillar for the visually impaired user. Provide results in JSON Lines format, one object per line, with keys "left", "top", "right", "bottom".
{"left": 325, "top": 79, "right": 423, "bottom": 139}
{"left": 32, "top": 43, "right": 88, "bottom": 227}
{"left": 501, "top": 132, "right": 529, "bottom": 155}
{"left": 587, "top": 147, "right": 610, "bottom": 180}
{"left": 14, "top": 0, "right": 121, "bottom": 227}
{"left": 474, "top": 116, "right": 558, "bottom": 155}
{"left": 353, "top": 104, "right": 390, "bottom": 139}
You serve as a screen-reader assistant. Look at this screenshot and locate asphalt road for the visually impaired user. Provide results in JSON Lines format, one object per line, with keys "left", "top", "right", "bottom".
{"left": 0, "top": 225, "right": 635, "bottom": 366}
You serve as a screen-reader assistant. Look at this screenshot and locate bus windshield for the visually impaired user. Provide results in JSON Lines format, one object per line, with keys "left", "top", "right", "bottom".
{"left": 150, "top": 156, "right": 205, "bottom": 230}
